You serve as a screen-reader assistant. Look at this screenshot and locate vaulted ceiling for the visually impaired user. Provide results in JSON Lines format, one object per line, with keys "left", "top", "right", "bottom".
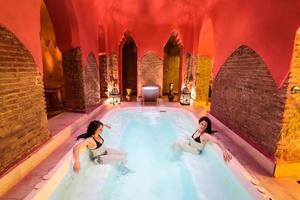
{"left": 0, "top": 0, "right": 300, "bottom": 86}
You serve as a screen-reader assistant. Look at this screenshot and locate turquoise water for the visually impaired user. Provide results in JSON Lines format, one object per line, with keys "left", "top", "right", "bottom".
{"left": 50, "top": 108, "right": 253, "bottom": 200}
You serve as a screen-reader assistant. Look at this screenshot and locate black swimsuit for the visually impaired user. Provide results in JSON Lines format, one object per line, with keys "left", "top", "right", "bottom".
{"left": 92, "top": 136, "right": 104, "bottom": 149}
{"left": 192, "top": 132, "right": 201, "bottom": 143}
{"left": 91, "top": 136, "right": 107, "bottom": 163}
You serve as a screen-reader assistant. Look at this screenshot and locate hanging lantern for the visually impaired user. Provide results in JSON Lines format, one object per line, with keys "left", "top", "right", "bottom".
{"left": 180, "top": 86, "right": 191, "bottom": 105}
{"left": 109, "top": 87, "right": 120, "bottom": 105}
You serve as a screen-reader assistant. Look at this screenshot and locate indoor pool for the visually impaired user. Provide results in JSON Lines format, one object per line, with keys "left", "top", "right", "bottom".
{"left": 46, "top": 108, "right": 263, "bottom": 200}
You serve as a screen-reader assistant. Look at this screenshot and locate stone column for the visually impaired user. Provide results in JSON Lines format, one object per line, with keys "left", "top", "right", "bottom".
{"left": 83, "top": 53, "right": 101, "bottom": 112}
{"left": 62, "top": 47, "right": 85, "bottom": 112}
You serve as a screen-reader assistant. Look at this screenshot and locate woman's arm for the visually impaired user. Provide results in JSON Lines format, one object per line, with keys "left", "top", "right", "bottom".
{"left": 204, "top": 134, "right": 232, "bottom": 162}
{"left": 73, "top": 139, "right": 90, "bottom": 172}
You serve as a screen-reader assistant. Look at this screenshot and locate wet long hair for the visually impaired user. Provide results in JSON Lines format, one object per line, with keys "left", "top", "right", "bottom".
{"left": 198, "top": 116, "right": 215, "bottom": 134}
{"left": 76, "top": 120, "right": 103, "bottom": 140}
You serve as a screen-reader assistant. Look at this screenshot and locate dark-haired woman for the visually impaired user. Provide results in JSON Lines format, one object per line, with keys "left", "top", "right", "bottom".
{"left": 73, "top": 120, "right": 127, "bottom": 173}
{"left": 173, "top": 117, "right": 232, "bottom": 162}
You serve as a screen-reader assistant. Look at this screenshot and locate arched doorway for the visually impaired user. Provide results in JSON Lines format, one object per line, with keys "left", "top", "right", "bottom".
{"left": 40, "top": 1, "right": 65, "bottom": 118}
{"left": 163, "top": 34, "right": 181, "bottom": 100}
{"left": 121, "top": 35, "right": 137, "bottom": 98}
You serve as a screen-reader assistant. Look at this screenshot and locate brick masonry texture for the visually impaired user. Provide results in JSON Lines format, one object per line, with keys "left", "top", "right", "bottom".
{"left": 99, "top": 55, "right": 108, "bottom": 97}
{"left": 107, "top": 53, "right": 119, "bottom": 86}
{"left": 211, "top": 45, "right": 288, "bottom": 158}
{"left": 275, "top": 32, "right": 300, "bottom": 163}
{"left": 0, "top": 26, "right": 50, "bottom": 174}
{"left": 62, "top": 48, "right": 86, "bottom": 112}
{"left": 139, "top": 52, "right": 163, "bottom": 96}
{"left": 83, "top": 53, "right": 100, "bottom": 109}
{"left": 184, "top": 53, "right": 194, "bottom": 85}
{"left": 104, "top": 53, "right": 119, "bottom": 96}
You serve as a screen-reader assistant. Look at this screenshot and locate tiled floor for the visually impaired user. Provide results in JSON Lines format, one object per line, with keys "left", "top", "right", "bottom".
{"left": 1, "top": 100, "right": 300, "bottom": 200}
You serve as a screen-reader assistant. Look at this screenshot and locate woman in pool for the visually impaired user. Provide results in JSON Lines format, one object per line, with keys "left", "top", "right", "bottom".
{"left": 173, "top": 116, "right": 232, "bottom": 162}
{"left": 73, "top": 120, "right": 128, "bottom": 173}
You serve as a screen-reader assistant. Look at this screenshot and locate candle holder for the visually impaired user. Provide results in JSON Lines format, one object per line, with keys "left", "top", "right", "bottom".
{"left": 109, "top": 87, "right": 120, "bottom": 105}
{"left": 180, "top": 86, "right": 191, "bottom": 105}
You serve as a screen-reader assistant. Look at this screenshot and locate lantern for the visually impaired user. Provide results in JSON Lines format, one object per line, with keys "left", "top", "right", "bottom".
{"left": 109, "top": 87, "right": 120, "bottom": 105}
{"left": 180, "top": 86, "right": 191, "bottom": 105}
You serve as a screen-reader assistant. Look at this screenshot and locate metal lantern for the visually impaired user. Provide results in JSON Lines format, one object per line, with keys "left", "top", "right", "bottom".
{"left": 180, "top": 86, "right": 191, "bottom": 105}
{"left": 109, "top": 87, "right": 121, "bottom": 105}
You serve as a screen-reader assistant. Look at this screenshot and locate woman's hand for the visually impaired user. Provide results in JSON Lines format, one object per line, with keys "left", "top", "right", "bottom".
{"left": 223, "top": 150, "right": 232, "bottom": 162}
{"left": 105, "top": 124, "right": 112, "bottom": 129}
{"left": 73, "top": 160, "right": 81, "bottom": 173}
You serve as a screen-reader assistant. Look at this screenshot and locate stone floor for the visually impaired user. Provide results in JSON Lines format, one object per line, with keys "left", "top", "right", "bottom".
{"left": 1, "top": 99, "right": 300, "bottom": 200}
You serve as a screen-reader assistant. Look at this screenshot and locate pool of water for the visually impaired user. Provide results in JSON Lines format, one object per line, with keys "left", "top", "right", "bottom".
{"left": 49, "top": 108, "right": 261, "bottom": 200}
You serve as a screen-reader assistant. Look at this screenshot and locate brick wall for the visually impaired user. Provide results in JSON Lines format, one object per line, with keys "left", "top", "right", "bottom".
{"left": 0, "top": 26, "right": 50, "bottom": 174}
{"left": 107, "top": 53, "right": 119, "bottom": 94}
{"left": 62, "top": 48, "right": 85, "bottom": 111}
{"left": 276, "top": 31, "right": 300, "bottom": 163}
{"left": 139, "top": 52, "right": 163, "bottom": 96}
{"left": 211, "top": 45, "right": 287, "bottom": 158}
{"left": 99, "top": 55, "right": 108, "bottom": 97}
{"left": 83, "top": 53, "right": 100, "bottom": 110}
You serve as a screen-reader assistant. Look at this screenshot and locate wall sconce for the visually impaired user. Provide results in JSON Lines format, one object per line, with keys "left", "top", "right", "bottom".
{"left": 291, "top": 86, "right": 300, "bottom": 94}
{"left": 109, "top": 87, "right": 120, "bottom": 105}
{"left": 180, "top": 86, "right": 191, "bottom": 105}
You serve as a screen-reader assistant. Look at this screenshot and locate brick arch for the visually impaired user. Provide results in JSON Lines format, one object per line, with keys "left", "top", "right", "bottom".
{"left": 138, "top": 52, "right": 163, "bottom": 96}
{"left": 211, "top": 45, "right": 288, "bottom": 159}
{"left": 84, "top": 53, "right": 100, "bottom": 110}
{"left": 0, "top": 26, "right": 51, "bottom": 175}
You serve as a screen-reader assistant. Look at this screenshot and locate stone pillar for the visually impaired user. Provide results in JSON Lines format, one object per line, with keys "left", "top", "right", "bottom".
{"left": 0, "top": 26, "right": 50, "bottom": 175}
{"left": 106, "top": 53, "right": 119, "bottom": 95}
{"left": 62, "top": 48, "right": 85, "bottom": 112}
{"left": 62, "top": 49, "right": 101, "bottom": 112}
{"left": 99, "top": 54, "right": 108, "bottom": 97}
{"left": 83, "top": 53, "right": 101, "bottom": 112}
